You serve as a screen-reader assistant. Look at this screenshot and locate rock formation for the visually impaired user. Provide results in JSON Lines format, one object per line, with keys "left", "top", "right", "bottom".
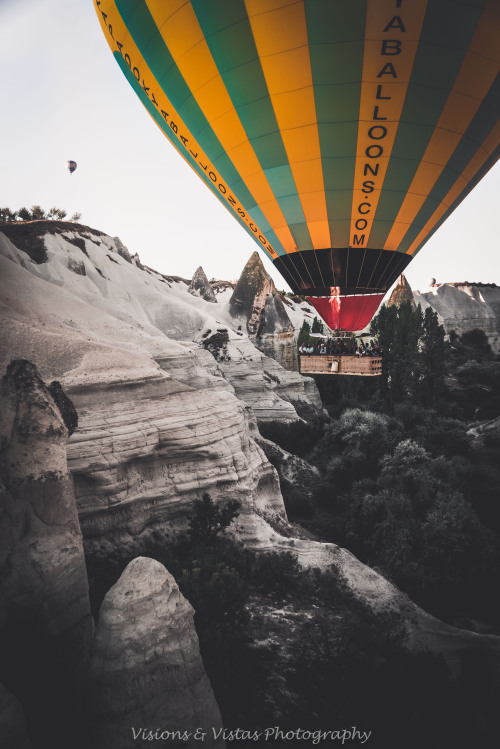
{"left": 387, "top": 274, "right": 416, "bottom": 307}
{"left": 0, "top": 359, "right": 93, "bottom": 749}
{"left": 229, "top": 252, "right": 298, "bottom": 370}
{"left": 414, "top": 282, "right": 500, "bottom": 352}
{"left": 89, "top": 557, "right": 224, "bottom": 749}
{"left": 2, "top": 221, "right": 500, "bottom": 742}
{"left": 189, "top": 266, "right": 217, "bottom": 302}
{"left": 68, "top": 355, "right": 285, "bottom": 545}
{"left": 0, "top": 223, "right": 320, "bottom": 546}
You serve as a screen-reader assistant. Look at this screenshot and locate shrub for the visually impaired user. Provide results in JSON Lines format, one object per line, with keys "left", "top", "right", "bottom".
{"left": 188, "top": 493, "right": 240, "bottom": 545}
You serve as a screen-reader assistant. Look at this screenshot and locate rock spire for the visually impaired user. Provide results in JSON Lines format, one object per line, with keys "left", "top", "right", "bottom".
{"left": 229, "top": 252, "right": 297, "bottom": 369}
{"left": 189, "top": 265, "right": 217, "bottom": 302}
{"left": 387, "top": 274, "right": 415, "bottom": 307}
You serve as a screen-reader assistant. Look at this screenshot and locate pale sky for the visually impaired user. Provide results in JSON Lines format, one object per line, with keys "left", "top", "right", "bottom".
{"left": 1, "top": 0, "right": 499, "bottom": 294}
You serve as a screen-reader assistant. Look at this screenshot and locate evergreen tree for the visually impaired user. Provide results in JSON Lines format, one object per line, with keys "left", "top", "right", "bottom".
{"left": 297, "top": 320, "right": 312, "bottom": 349}
{"left": 370, "top": 301, "right": 424, "bottom": 409}
{"left": 17, "top": 206, "right": 32, "bottom": 221}
{"left": 419, "top": 307, "right": 446, "bottom": 406}
{"left": 0, "top": 207, "right": 18, "bottom": 222}
{"left": 311, "top": 316, "right": 324, "bottom": 334}
{"left": 30, "top": 205, "right": 46, "bottom": 220}
{"left": 187, "top": 493, "right": 240, "bottom": 545}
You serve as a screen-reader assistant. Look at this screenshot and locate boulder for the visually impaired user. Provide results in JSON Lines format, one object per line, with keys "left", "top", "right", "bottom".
{"left": 89, "top": 557, "right": 224, "bottom": 749}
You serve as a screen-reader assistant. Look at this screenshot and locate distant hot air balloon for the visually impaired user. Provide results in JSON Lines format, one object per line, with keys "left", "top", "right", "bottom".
{"left": 66, "top": 160, "right": 77, "bottom": 175}
{"left": 94, "top": 0, "right": 500, "bottom": 331}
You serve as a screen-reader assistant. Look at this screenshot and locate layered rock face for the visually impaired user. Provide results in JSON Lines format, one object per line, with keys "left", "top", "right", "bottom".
{"left": 89, "top": 557, "right": 224, "bottom": 749}
{"left": 414, "top": 282, "right": 500, "bottom": 352}
{"left": 69, "top": 357, "right": 285, "bottom": 545}
{"left": 229, "top": 252, "right": 298, "bottom": 370}
{"left": 0, "top": 359, "right": 93, "bottom": 749}
{"left": 201, "top": 336, "right": 324, "bottom": 422}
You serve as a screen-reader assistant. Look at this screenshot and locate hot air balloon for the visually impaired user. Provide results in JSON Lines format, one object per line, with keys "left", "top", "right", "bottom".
{"left": 93, "top": 0, "right": 500, "bottom": 332}
{"left": 66, "top": 160, "right": 77, "bottom": 175}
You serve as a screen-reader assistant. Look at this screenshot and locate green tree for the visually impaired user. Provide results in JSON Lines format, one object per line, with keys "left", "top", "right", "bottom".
{"left": 187, "top": 492, "right": 240, "bottom": 545}
{"left": 419, "top": 307, "right": 446, "bottom": 406}
{"left": 311, "top": 408, "right": 402, "bottom": 486}
{"left": 0, "top": 207, "right": 18, "bottom": 222}
{"left": 30, "top": 205, "right": 47, "bottom": 220}
{"left": 297, "top": 319, "right": 312, "bottom": 349}
{"left": 312, "top": 316, "right": 324, "bottom": 334}
{"left": 370, "top": 301, "right": 424, "bottom": 409}
{"left": 47, "top": 207, "right": 67, "bottom": 220}
{"left": 17, "top": 206, "right": 32, "bottom": 221}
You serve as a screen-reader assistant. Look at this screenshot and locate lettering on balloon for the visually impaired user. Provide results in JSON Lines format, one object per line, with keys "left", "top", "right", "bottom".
{"left": 95, "top": 1, "right": 278, "bottom": 259}
{"left": 352, "top": 0, "right": 407, "bottom": 248}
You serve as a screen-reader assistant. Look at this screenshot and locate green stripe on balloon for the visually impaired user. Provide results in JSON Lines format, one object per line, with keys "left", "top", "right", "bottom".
{"left": 306, "top": 0, "right": 365, "bottom": 248}
{"left": 192, "top": 0, "right": 314, "bottom": 252}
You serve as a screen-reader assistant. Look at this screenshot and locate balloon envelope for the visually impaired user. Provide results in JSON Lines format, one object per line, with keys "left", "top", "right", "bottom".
{"left": 94, "top": 0, "right": 500, "bottom": 330}
{"left": 66, "top": 160, "right": 77, "bottom": 174}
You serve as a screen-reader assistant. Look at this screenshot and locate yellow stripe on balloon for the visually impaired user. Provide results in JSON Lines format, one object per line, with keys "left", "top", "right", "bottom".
{"left": 349, "top": 0, "right": 428, "bottom": 252}
{"left": 384, "top": 6, "right": 500, "bottom": 252}
{"left": 144, "top": 0, "right": 299, "bottom": 253}
{"left": 245, "top": 0, "right": 331, "bottom": 252}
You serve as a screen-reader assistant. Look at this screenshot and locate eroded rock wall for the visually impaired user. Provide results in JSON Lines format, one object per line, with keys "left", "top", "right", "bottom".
{"left": 67, "top": 355, "right": 286, "bottom": 547}
{"left": 415, "top": 283, "right": 500, "bottom": 352}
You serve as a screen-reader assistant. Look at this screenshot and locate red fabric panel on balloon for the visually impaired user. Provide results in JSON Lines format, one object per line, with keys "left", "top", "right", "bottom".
{"left": 307, "top": 294, "right": 385, "bottom": 331}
